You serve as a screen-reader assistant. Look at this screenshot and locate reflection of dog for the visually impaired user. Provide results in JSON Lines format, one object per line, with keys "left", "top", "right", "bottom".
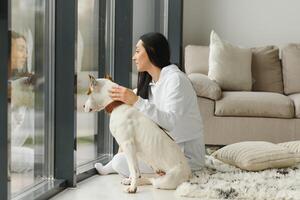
{"left": 84, "top": 75, "right": 192, "bottom": 193}
{"left": 10, "top": 77, "right": 35, "bottom": 108}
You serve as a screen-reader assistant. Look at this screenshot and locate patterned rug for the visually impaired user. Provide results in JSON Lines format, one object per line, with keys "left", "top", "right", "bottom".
{"left": 175, "top": 156, "right": 300, "bottom": 199}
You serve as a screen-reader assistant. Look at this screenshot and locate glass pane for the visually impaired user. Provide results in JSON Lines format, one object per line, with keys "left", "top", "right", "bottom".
{"left": 9, "top": 0, "right": 46, "bottom": 195}
{"left": 132, "top": 0, "right": 156, "bottom": 88}
{"left": 76, "top": 0, "right": 99, "bottom": 166}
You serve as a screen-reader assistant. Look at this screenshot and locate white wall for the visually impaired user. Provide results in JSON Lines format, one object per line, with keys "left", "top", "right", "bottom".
{"left": 183, "top": 0, "right": 300, "bottom": 48}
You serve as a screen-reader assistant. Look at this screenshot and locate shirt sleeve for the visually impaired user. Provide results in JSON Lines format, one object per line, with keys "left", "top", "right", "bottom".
{"left": 133, "top": 75, "right": 187, "bottom": 132}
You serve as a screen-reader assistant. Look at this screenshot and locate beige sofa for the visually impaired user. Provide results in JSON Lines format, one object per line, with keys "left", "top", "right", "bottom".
{"left": 185, "top": 44, "right": 300, "bottom": 145}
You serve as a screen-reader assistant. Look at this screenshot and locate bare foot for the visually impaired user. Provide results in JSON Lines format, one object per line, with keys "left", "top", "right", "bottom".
{"left": 94, "top": 163, "right": 108, "bottom": 175}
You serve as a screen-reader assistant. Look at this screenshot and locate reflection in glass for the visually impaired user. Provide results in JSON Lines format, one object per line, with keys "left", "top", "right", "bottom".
{"left": 9, "top": 0, "right": 46, "bottom": 195}
{"left": 76, "top": 0, "right": 99, "bottom": 167}
{"left": 10, "top": 32, "right": 34, "bottom": 172}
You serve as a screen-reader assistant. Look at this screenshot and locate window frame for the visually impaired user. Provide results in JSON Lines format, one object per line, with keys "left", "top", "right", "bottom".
{"left": 0, "top": 0, "right": 10, "bottom": 199}
{"left": 113, "top": 0, "right": 133, "bottom": 154}
{"left": 54, "top": 0, "right": 77, "bottom": 187}
{"left": 168, "top": 0, "right": 183, "bottom": 68}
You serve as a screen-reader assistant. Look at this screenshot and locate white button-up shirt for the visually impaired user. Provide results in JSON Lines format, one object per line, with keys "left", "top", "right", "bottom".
{"left": 133, "top": 64, "right": 204, "bottom": 143}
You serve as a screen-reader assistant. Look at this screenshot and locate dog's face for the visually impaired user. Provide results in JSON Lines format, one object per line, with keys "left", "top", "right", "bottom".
{"left": 11, "top": 76, "right": 35, "bottom": 91}
{"left": 83, "top": 75, "right": 115, "bottom": 112}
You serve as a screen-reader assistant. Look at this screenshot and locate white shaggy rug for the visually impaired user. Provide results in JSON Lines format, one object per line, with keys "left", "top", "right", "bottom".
{"left": 175, "top": 156, "right": 300, "bottom": 199}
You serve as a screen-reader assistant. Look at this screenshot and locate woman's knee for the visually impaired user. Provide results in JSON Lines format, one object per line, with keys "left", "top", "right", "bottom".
{"left": 111, "top": 153, "right": 129, "bottom": 177}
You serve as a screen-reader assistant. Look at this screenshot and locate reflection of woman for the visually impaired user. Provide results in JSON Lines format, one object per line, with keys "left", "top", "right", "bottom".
{"left": 10, "top": 31, "right": 28, "bottom": 78}
{"left": 9, "top": 31, "right": 34, "bottom": 173}
{"left": 95, "top": 32, "right": 205, "bottom": 177}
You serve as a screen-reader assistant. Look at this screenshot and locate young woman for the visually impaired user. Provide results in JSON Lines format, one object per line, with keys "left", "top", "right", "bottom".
{"left": 95, "top": 32, "right": 205, "bottom": 177}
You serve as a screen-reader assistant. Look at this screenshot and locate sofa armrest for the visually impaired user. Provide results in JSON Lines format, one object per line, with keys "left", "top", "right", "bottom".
{"left": 188, "top": 73, "right": 222, "bottom": 100}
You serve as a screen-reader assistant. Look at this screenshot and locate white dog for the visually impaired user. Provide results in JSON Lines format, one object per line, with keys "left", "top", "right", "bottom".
{"left": 84, "top": 75, "right": 191, "bottom": 193}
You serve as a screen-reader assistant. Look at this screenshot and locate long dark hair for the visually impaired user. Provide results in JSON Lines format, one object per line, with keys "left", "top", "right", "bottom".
{"left": 137, "top": 32, "right": 171, "bottom": 99}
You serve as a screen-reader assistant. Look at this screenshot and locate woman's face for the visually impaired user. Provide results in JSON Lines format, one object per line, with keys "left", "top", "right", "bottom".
{"left": 132, "top": 40, "right": 152, "bottom": 72}
{"left": 11, "top": 37, "right": 27, "bottom": 69}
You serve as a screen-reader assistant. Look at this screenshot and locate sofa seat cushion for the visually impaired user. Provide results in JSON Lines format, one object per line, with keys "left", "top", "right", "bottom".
{"left": 289, "top": 93, "right": 300, "bottom": 118}
{"left": 215, "top": 91, "right": 295, "bottom": 118}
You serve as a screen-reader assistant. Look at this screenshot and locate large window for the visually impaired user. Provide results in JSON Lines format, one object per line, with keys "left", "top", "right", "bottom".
{"left": 76, "top": 0, "right": 113, "bottom": 173}
{"left": 0, "top": 0, "right": 118, "bottom": 198}
{"left": 76, "top": 0, "right": 100, "bottom": 167}
{"left": 9, "top": 0, "right": 51, "bottom": 197}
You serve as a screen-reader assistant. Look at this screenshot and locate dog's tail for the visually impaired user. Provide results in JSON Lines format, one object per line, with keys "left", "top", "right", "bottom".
{"left": 150, "top": 163, "right": 191, "bottom": 190}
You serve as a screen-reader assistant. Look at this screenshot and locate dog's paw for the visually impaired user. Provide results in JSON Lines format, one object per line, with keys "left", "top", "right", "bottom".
{"left": 124, "top": 186, "right": 137, "bottom": 193}
{"left": 121, "top": 178, "right": 131, "bottom": 185}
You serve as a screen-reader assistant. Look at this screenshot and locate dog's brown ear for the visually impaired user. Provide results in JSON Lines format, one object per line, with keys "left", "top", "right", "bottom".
{"left": 86, "top": 87, "right": 92, "bottom": 95}
{"left": 104, "top": 74, "right": 113, "bottom": 81}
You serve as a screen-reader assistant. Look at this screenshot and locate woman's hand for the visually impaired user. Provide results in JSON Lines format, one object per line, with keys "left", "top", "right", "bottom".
{"left": 109, "top": 85, "right": 138, "bottom": 105}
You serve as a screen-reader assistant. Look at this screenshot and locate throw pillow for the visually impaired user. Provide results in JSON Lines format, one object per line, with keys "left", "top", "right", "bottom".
{"left": 278, "top": 141, "right": 300, "bottom": 163}
{"left": 188, "top": 73, "right": 222, "bottom": 100}
{"left": 281, "top": 44, "right": 300, "bottom": 94}
{"left": 208, "top": 30, "right": 252, "bottom": 91}
{"left": 211, "top": 141, "right": 297, "bottom": 171}
{"left": 251, "top": 46, "right": 283, "bottom": 93}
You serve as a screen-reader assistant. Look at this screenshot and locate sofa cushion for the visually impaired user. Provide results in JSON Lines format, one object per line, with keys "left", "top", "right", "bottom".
{"left": 215, "top": 91, "right": 295, "bottom": 118}
{"left": 212, "top": 141, "right": 297, "bottom": 171}
{"left": 282, "top": 44, "right": 300, "bottom": 95}
{"left": 289, "top": 93, "right": 300, "bottom": 118}
{"left": 278, "top": 141, "right": 300, "bottom": 162}
{"left": 251, "top": 46, "right": 283, "bottom": 93}
{"left": 188, "top": 73, "right": 222, "bottom": 100}
{"left": 208, "top": 31, "right": 252, "bottom": 91}
{"left": 278, "top": 141, "right": 300, "bottom": 154}
{"left": 185, "top": 45, "right": 209, "bottom": 75}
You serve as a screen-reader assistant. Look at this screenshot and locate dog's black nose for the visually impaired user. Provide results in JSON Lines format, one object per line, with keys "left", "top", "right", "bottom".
{"left": 83, "top": 105, "right": 85, "bottom": 108}
{"left": 89, "top": 108, "right": 92, "bottom": 112}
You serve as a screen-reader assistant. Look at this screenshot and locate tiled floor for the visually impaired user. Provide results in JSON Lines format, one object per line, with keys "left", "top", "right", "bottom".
{"left": 50, "top": 147, "right": 221, "bottom": 200}
{"left": 50, "top": 174, "right": 192, "bottom": 200}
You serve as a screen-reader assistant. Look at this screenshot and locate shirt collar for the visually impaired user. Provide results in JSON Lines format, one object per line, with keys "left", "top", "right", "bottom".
{"left": 149, "top": 64, "right": 179, "bottom": 86}
{"left": 149, "top": 81, "right": 156, "bottom": 86}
